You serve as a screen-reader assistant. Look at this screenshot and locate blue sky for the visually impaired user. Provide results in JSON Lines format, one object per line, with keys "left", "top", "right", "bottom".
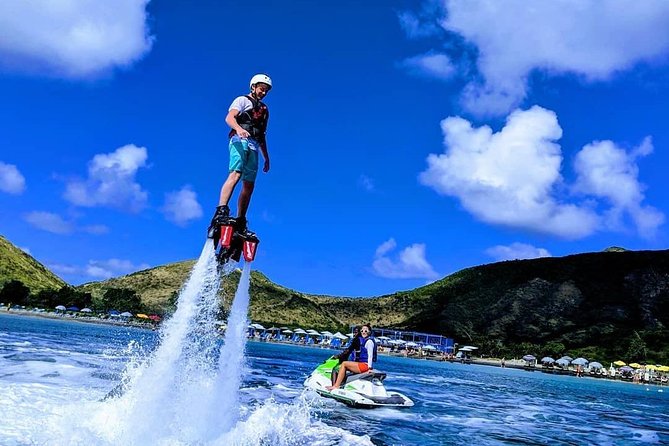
{"left": 1, "top": 0, "right": 669, "bottom": 297}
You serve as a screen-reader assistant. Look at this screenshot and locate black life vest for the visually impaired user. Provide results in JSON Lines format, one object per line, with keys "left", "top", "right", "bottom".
{"left": 229, "top": 94, "right": 269, "bottom": 143}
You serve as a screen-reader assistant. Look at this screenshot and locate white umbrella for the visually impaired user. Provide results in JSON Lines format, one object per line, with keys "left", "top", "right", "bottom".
{"left": 251, "top": 323, "right": 265, "bottom": 330}
{"left": 523, "top": 355, "right": 536, "bottom": 362}
{"left": 541, "top": 357, "right": 555, "bottom": 363}
{"left": 589, "top": 362, "right": 603, "bottom": 369}
{"left": 406, "top": 342, "right": 419, "bottom": 348}
{"left": 320, "top": 331, "right": 334, "bottom": 337}
{"left": 306, "top": 329, "right": 321, "bottom": 335}
{"left": 571, "top": 357, "right": 589, "bottom": 366}
{"left": 281, "top": 329, "right": 294, "bottom": 334}
{"left": 333, "top": 332, "right": 349, "bottom": 340}
{"left": 559, "top": 356, "right": 573, "bottom": 362}
{"left": 81, "top": 308, "right": 93, "bottom": 313}
{"left": 120, "top": 312, "right": 133, "bottom": 317}
{"left": 376, "top": 336, "right": 391, "bottom": 340}
{"left": 294, "top": 328, "right": 307, "bottom": 334}
{"left": 55, "top": 305, "right": 66, "bottom": 311}
{"left": 422, "top": 345, "right": 437, "bottom": 351}
{"left": 556, "top": 358, "right": 570, "bottom": 366}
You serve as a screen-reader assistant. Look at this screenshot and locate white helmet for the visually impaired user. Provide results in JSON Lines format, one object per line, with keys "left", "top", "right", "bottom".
{"left": 250, "top": 73, "right": 272, "bottom": 90}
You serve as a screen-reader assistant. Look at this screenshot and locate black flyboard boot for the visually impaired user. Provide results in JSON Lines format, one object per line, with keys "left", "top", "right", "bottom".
{"left": 207, "top": 205, "right": 230, "bottom": 239}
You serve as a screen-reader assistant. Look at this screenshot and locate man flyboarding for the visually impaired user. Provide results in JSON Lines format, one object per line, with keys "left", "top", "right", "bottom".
{"left": 207, "top": 74, "right": 271, "bottom": 264}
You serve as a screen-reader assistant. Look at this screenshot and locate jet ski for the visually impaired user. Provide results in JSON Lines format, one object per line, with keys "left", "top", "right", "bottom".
{"left": 303, "top": 358, "right": 414, "bottom": 409}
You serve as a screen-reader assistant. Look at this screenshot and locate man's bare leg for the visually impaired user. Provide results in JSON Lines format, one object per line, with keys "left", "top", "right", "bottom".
{"left": 219, "top": 171, "right": 242, "bottom": 206}
{"left": 237, "top": 180, "right": 255, "bottom": 220}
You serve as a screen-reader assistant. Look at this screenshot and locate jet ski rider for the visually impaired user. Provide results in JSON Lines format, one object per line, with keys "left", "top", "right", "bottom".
{"left": 326, "top": 324, "right": 377, "bottom": 390}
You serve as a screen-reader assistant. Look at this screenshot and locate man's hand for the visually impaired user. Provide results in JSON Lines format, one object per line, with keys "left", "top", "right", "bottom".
{"left": 263, "top": 159, "right": 270, "bottom": 172}
{"left": 237, "top": 128, "right": 250, "bottom": 138}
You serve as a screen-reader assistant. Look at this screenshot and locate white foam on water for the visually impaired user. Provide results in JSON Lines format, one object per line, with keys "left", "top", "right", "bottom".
{"left": 0, "top": 242, "right": 370, "bottom": 446}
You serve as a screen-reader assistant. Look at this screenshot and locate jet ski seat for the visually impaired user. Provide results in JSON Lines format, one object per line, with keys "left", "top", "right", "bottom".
{"left": 345, "top": 370, "right": 387, "bottom": 384}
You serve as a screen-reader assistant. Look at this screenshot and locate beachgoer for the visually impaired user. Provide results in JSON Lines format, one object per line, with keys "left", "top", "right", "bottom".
{"left": 334, "top": 326, "right": 361, "bottom": 363}
{"left": 326, "top": 324, "right": 377, "bottom": 390}
{"left": 330, "top": 326, "right": 361, "bottom": 385}
{"left": 208, "top": 74, "right": 272, "bottom": 235}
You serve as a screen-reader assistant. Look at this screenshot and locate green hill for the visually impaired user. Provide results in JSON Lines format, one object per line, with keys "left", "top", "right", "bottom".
{"left": 1, "top": 233, "right": 668, "bottom": 362}
{"left": 0, "top": 235, "right": 66, "bottom": 292}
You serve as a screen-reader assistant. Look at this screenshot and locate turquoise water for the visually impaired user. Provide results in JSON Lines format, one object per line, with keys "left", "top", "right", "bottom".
{"left": 1, "top": 313, "right": 668, "bottom": 445}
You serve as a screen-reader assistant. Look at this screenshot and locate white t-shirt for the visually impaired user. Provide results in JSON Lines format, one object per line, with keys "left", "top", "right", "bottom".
{"left": 229, "top": 96, "right": 265, "bottom": 151}
{"left": 229, "top": 96, "right": 256, "bottom": 115}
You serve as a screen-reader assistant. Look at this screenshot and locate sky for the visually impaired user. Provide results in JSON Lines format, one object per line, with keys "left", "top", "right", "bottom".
{"left": 1, "top": 0, "right": 669, "bottom": 297}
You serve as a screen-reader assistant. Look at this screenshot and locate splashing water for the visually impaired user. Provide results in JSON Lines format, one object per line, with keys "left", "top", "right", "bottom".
{"left": 15, "top": 242, "right": 371, "bottom": 446}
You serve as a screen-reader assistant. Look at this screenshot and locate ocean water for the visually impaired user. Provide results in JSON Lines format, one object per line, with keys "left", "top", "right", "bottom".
{"left": 2, "top": 313, "right": 669, "bottom": 445}
{"left": 1, "top": 241, "right": 668, "bottom": 446}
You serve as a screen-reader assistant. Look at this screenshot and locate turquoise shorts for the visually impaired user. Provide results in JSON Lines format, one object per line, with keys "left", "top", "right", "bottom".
{"left": 229, "top": 137, "right": 258, "bottom": 182}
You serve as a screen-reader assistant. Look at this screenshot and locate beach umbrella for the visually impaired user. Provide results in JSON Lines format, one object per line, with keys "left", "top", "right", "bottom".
{"left": 657, "top": 365, "right": 669, "bottom": 372}
{"left": 120, "top": 311, "right": 133, "bottom": 317}
{"left": 251, "top": 323, "right": 266, "bottom": 330}
{"left": 55, "top": 305, "right": 66, "bottom": 311}
{"left": 108, "top": 310, "right": 120, "bottom": 315}
{"left": 66, "top": 306, "right": 80, "bottom": 312}
{"left": 136, "top": 314, "right": 149, "bottom": 319}
{"left": 613, "top": 360, "right": 626, "bottom": 366}
{"left": 81, "top": 308, "right": 93, "bottom": 313}
{"left": 406, "top": 342, "right": 419, "bottom": 348}
{"left": 571, "top": 358, "right": 588, "bottom": 366}
{"left": 267, "top": 327, "right": 280, "bottom": 331}
{"left": 541, "top": 357, "right": 555, "bottom": 363}
{"left": 619, "top": 365, "right": 633, "bottom": 372}
{"left": 333, "top": 332, "right": 348, "bottom": 340}
{"left": 281, "top": 329, "right": 294, "bottom": 334}
{"left": 559, "top": 356, "right": 573, "bottom": 362}
{"left": 320, "top": 331, "right": 333, "bottom": 337}
{"left": 148, "top": 315, "right": 161, "bottom": 321}
{"left": 422, "top": 345, "right": 437, "bottom": 351}
{"left": 294, "top": 328, "right": 307, "bottom": 334}
{"left": 461, "top": 345, "right": 479, "bottom": 350}
{"left": 306, "top": 329, "right": 320, "bottom": 335}
{"left": 645, "top": 365, "right": 658, "bottom": 371}
{"left": 589, "top": 362, "right": 603, "bottom": 369}
{"left": 556, "top": 358, "right": 570, "bottom": 367}
{"left": 523, "top": 355, "right": 536, "bottom": 362}
{"left": 629, "top": 363, "right": 642, "bottom": 369}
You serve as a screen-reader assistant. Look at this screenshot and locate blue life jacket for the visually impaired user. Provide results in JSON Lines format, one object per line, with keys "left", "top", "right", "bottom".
{"left": 358, "top": 337, "right": 377, "bottom": 364}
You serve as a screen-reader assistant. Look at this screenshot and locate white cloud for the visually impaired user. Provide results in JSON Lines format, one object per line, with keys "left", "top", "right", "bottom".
{"left": 0, "top": 161, "right": 26, "bottom": 194}
{"left": 24, "top": 211, "right": 109, "bottom": 235}
{"left": 401, "top": 52, "right": 456, "bottom": 81}
{"left": 401, "top": 1, "right": 669, "bottom": 115}
{"left": 358, "top": 174, "right": 375, "bottom": 192}
{"left": 419, "top": 105, "right": 663, "bottom": 239}
{"left": 419, "top": 106, "right": 599, "bottom": 238}
{"left": 64, "top": 144, "right": 149, "bottom": 213}
{"left": 486, "top": 243, "right": 551, "bottom": 262}
{"left": 573, "top": 137, "right": 664, "bottom": 237}
{"left": 0, "top": 0, "right": 153, "bottom": 79}
{"left": 48, "top": 263, "right": 79, "bottom": 276}
{"left": 85, "top": 258, "right": 149, "bottom": 279}
{"left": 162, "top": 185, "right": 203, "bottom": 226}
{"left": 49, "top": 258, "right": 149, "bottom": 280}
{"left": 82, "top": 224, "right": 110, "bottom": 235}
{"left": 24, "top": 211, "right": 74, "bottom": 234}
{"left": 372, "top": 238, "right": 439, "bottom": 280}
